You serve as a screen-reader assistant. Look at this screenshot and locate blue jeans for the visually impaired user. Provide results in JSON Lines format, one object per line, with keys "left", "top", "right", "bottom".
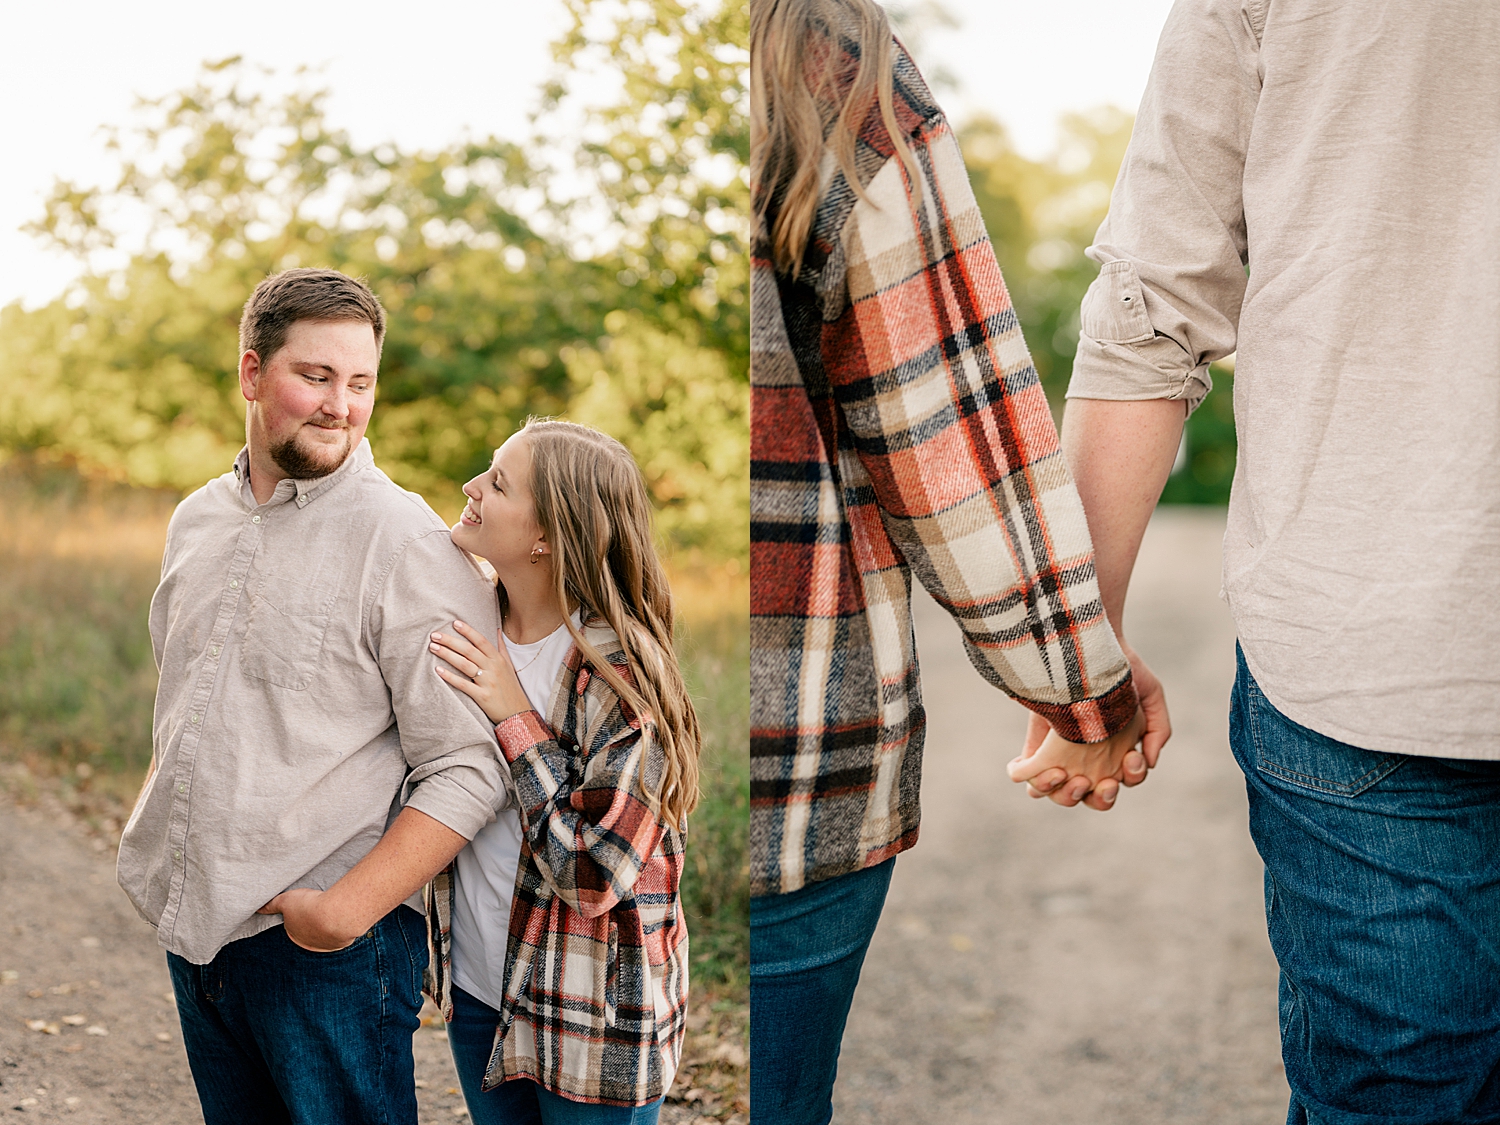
{"left": 749, "top": 857, "right": 896, "bottom": 1125}
{"left": 167, "top": 904, "right": 428, "bottom": 1125}
{"left": 1230, "top": 647, "right": 1500, "bottom": 1125}
{"left": 446, "top": 984, "right": 662, "bottom": 1124}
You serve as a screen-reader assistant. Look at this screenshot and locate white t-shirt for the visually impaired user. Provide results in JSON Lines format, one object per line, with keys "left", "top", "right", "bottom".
{"left": 450, "top": 612, "right": 579, "bottom": 1013}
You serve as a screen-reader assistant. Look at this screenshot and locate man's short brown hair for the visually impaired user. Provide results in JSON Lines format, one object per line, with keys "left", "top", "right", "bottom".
{"left": 238, "top": 268, "right": 387, "bottom": 364}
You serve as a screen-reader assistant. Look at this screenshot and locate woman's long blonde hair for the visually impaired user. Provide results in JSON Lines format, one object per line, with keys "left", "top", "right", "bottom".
{"left": 750, "top": 0, "right": 920, "bottom": 277}
{"left": 512, "top": 418, "right": 701, "bottom": 828}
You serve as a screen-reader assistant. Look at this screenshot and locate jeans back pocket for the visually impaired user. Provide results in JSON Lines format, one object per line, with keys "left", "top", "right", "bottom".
{"left": 1247, "top": 676, "right": 1404, "bottom": 797}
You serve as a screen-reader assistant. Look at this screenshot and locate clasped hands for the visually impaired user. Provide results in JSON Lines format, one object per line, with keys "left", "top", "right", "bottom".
{"left": 1007, "top": 646, "right": 1171, "bottom": 811}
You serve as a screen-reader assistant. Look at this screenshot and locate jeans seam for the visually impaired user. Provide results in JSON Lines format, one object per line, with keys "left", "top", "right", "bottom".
{"left": 374, "top": 914, "right": 393, "bottom": 1125}
{"left": 1256, "top": 760, "right": 1394, "bottom": 798}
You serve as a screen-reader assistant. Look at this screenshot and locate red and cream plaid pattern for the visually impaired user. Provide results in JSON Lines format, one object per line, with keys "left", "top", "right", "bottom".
{"left": 425, "top": 624, "right": 687, "bottom": 1107}
{"left": 751, "top": 32, "right": 1137, "bottom": 897}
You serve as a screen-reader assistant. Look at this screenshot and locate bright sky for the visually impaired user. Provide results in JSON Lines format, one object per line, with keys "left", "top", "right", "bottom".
{"left": 0, "top": 0, "right": 570, "bottom": 310}
{"left": 908, "top": 0, "right": 1177, "bottom": 155}
{"left": 0, "top": 0, "right": 1177, "bottom": 311}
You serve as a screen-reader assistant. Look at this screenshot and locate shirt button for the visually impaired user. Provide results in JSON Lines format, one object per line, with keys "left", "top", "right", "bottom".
{"left": 229, "top": 579, "right": 239, "bottom": 590}
{"left": 252, "top": 515, "right": 262, "bottom": 524}
{"left": 173, "top": 850, "right": 181, "bottom": 860}
{"left": 190, "top": 714, "right": 200, "bottom": 724}
{"left": 211, "top": 646, "right": 220, "bottom": 657}
{"left": 177, "top": 783, "right": 186, "bottom": 794}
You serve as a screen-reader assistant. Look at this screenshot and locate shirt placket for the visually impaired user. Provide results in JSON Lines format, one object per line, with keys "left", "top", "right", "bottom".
{"left": 155, "top": 500, "right": 274, "bottom": 947}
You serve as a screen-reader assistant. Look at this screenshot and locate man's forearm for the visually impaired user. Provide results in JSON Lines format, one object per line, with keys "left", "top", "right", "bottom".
{"left": 316, "top": 806, "right": 468, "bottom": 942}
{"left": 1061, "top": 397, "right": 1188, "bottom": 634}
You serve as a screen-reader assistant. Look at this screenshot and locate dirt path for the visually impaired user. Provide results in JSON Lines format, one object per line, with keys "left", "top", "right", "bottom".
{"left": 832, "top": 508, "right": 1290, "bottom": 1124}
{"left": 0, "top": 793, "right": 728, "bottom": 1123}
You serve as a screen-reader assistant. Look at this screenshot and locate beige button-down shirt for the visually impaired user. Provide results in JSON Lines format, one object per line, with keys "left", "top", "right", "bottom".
{"left": 1068, "top": 0, "right": 1500, "bottom": 758}
{"left": 118, "top": 440, "right": 506, "bottom": 963}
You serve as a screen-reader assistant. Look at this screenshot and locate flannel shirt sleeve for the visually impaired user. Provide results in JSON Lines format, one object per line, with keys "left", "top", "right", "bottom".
{"left": 1068, "top": 0, "right": 1259, "bottom": 412}
{"left": 493, "top": 687, "right": 665, "bottom": 920}
{"left": 827, "top": 118, "right": 1136, "bottom": 740}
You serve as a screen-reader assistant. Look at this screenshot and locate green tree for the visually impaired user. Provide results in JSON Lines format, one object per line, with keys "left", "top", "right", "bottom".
{"left": 0, "top": 0, "right": 750, "bottom": 556}
{"left": 544, "top": 0, "right": 749, "bottom": 372}
{"left": 961, "top": 107, "right": 1133, "bottom": 406}
{"left": 960, "top": 109, "right": 1237, "bottom": 503}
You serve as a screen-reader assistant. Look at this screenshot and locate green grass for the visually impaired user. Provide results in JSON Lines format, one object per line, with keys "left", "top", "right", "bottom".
{"left": 0, "top": 465, "right": 169, "bottom": 788}
{"left": 678, "top": 609, "right": 750, "bottom": 999}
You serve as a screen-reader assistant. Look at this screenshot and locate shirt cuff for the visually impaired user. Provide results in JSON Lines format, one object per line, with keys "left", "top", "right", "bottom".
{"left": 1068, "top": 334, "right": 1213, "bottom": 415}
{"left": 404, "top": 763, "right": 501, "bottom": 841}
{"left": 1021, "top": 674, "right": 1139, "bottom": 743}
{"left": 495, "top": 710, "right": 552, "bottom": 764}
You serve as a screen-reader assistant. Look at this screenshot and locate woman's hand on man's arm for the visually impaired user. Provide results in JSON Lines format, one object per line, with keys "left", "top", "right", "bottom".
{"left": 430, "top": 620, "right": 532, "bottom": 725}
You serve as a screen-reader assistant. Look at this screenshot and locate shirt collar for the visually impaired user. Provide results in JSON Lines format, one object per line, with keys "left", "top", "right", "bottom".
{"left": 233, "top": 438, "right": 375, "bottom": 511}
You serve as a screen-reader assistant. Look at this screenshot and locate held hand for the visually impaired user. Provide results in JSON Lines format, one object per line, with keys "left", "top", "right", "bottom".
{"left": 257, "top": 889, "right": 361, "bottom": 952}
{"left": 430, "top": 620, "right": 531, "bottom": 725}
{"left": 1008, "top": 708, "right": 1148, "bottom": 811}
{"left": 1122, "top": 641, "right": 1171, "bottom": 768}
{"left": 1010, "top": 644, "right": 1172, "bottom": 810}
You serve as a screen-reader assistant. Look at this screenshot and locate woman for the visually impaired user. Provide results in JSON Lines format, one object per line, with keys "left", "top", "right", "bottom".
{"left": 749, "top": 2, "right": 1168, "bottom": 1121}
{"left": 426, "top": 419, "right": 698, "bottom": 1125}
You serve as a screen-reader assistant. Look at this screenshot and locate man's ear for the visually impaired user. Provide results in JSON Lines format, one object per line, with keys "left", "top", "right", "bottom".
{"left": 238, "top": 350, "right": 262, "bottom": 403}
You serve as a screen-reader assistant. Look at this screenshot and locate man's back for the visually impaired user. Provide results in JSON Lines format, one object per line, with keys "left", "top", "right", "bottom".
{"left": 1071, "top": 0, "right": 1500, "bottom": 756}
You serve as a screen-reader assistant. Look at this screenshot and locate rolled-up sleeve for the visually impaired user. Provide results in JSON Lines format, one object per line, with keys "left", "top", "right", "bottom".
{"left": 369, "top": 529, "right": 507, "bottom": 840}
{"left": 1068, "top": 0, "right": 1260, "bottom": 413}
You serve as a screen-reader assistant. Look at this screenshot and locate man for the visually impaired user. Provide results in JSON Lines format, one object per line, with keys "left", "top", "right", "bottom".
{"left": 1035, "top": 2, "right": 1500, "bottom": 1120}
{"left": 117, "top": 268, "right": 505, "bottom": 1124}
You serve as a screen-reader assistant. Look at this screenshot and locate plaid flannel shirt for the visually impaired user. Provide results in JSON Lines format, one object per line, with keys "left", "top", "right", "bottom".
{"left": 425, "top": 623, "right": 687, "bottom": 1107}
{"left": 750, "top": 33, "right": 1138, "bottom": 897}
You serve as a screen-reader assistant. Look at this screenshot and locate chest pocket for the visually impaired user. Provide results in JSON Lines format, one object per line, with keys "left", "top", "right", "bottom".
{"left": 241, "top": 577, "right": 338, "bottom": 690}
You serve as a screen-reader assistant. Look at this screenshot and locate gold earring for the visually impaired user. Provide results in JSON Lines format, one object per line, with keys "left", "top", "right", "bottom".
{"left": 530, "top": 547, "right": 543, "bottom": 565}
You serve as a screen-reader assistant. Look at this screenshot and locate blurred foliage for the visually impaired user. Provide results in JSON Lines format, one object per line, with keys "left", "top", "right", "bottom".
{"left": 959, "top": 109, "right": 1236, "bottom": 504}
{"left": 0, "top": 465, "right": 171, "bottom": 783}
{"left": 548, "top": 0, "right": 749, "bottom": 372}
{"left": 962, "top": 108, "right": 1132, "bottom": 406}
{"left": 1160, "top": 361, "right": 1238, "bottom": 504}
{"left": 0, "top": 0, "right": 749, "bottom": 557}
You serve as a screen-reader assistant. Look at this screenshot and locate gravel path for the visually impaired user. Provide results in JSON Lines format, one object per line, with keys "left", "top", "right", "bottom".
{"left": 0, "top": 796, "right": 721, "bottom": 1123}
{"left": 832, "top": 508, "right": 1291, "bottom": 1124}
